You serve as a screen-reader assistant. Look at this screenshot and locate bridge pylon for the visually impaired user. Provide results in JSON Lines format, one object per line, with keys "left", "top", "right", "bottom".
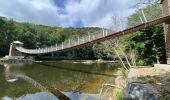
{"left": 9, "top": 41, "right": 23, "bottom": 57}
{"left": 161, "top": 0, "right": 170, "bottom": 64}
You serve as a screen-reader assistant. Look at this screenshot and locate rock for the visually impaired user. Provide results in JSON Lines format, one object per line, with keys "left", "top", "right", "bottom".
{"left": 123, "top": 78, "right": 159, "bottom": 100}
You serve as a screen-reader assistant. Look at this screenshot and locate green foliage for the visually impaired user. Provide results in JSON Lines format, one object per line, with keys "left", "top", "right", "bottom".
{"left": 0, "top": 16, "right": 105, "bottom": 59}
{"left": 114, "top": 88, "right": 123, "bottom": 100}
{"left": 128, "top": 4, "right": 161, "bottom": 27}
{"left": 126, "top": 25, "right": 166, "bottom": 65}
{"left": 160, "top": 96, "right": 169, "bottom": 100}
{"left": 0, "top": 3, "right": 165, "bottom": 62}
{"left": 93, "top": 43, "right": 108, "bottom": 59}
{"left": 0, "top": 17, "right": 17, "bottom": 55}
{"left": 125, "top": 4, "right": 166, "bottom": 65}
{"left": 113, "top": 68, "right": 127, "bottom": 100}
{"left": 55, "top": 45, "right": 95, "bottom": 60}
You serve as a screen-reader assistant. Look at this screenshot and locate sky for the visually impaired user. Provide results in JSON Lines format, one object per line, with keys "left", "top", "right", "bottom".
{"left": 0, "top": 0, "right": 139, "bottom": 28}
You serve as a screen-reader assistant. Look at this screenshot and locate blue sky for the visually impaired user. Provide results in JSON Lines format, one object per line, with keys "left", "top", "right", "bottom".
{"left": 0, "top": 0, "right": 139, "bottom": 28}
{"left": 53, "top": 0, "right": 66, "bottom": 9}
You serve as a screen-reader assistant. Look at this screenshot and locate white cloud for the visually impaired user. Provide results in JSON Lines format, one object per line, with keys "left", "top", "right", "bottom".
{"left": 0, "top": 0, "right": 138, "bottom": 28}
{"left": 62, "top": 0, "right": 137, "bottom": 28}
{"left": 0, "top": 0, "right": 63, "bottom": 26}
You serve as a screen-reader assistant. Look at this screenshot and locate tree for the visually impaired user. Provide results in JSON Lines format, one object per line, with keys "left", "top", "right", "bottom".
{"left": 0, "top": 17, "right": 17, "bottom": 55}
{"left": 125, "top": 2, "right": 165, "bottom": 65}
{"left": 128, "top": 4, "right": 161, "bottom": 27}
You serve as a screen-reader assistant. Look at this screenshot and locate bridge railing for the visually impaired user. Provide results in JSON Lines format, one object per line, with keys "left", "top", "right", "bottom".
{"left": 16, "top": 29, "right": 113, "bottom": 54}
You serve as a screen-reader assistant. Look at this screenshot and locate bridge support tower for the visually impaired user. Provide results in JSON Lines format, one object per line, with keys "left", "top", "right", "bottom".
{"left": 9, "top": 41, "right": 23, "bottom": 57}
{"left": 161, "top": 0, "right": 170, "bottom": 64}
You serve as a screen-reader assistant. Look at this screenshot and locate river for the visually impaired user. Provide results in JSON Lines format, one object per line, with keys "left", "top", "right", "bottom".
{"left": 0, "top": 60, "right": 121, "bottom": 100}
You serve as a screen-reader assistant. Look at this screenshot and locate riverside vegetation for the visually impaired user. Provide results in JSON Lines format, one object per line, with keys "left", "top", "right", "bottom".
{"left": 0, "top": 0, "right": 167, "bottom": 99}
{"left": 0, "top": 2, "right": 166, "bottom": 65}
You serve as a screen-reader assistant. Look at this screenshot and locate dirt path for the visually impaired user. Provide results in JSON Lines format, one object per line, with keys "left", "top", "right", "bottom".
{"left": 128, "top": 66, "right": 168, "bottom": 78}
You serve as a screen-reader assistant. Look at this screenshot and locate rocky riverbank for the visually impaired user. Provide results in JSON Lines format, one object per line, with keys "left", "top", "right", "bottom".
{"left": 124, "top": 65, "right": 170, "bottom": 100}
{"left": 0, "top": 56, "right": 33, "bottom": 64}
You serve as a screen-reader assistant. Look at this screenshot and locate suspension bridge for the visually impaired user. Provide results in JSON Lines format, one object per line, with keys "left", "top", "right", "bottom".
{"left": 9, "top": 0, "right": 170, "bottom": 64}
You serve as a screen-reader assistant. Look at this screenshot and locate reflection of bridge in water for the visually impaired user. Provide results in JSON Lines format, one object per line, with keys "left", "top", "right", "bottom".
{"left": 35, "top": 62, "right": 117, "bottom": 77}
{"left": 4, "top": 64, "right": 48, "bottom": 91}
{"left": 3, "top": 64, "right": 71, "bottom": 100}
{"left": 9, "top": 0, "right": 170, "bottom": 63}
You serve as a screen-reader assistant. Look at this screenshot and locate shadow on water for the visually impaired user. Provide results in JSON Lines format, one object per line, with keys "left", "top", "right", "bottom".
{"left": 35, "top": 62, "right": 117, "bottom": 77}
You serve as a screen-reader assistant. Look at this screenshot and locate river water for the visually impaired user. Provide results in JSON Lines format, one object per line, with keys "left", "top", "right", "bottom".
{"left": 0, "top": 61, "right": 121, "bottom": 100}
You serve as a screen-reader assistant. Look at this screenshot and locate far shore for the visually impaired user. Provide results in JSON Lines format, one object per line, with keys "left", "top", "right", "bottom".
{"left": 35, "top": 59, "right": 122, "bottom": 64}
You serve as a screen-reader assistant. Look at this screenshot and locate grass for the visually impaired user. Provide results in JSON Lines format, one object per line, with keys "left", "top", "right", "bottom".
{"left": 112, "top": 68, "right": 127, "bottom": 100}
{"left": 160, "top": 96, "right": 169, "bottom": 100}
{"left": 113, "top": 87, "right": 124, "bottom": 100}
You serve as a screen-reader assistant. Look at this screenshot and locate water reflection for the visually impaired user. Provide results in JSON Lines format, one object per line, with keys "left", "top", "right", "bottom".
{"left": 3, "top": 64, "right": 71, "bottom": 100}
{"left": 2, "top": 91, "right": 100, "bottom": 100}
{"left": 35, "top": 62, "right": 117, "bottom": 77}
{"left": 2, "top": 92, "right": 59, "bottom": 100}
{"left": 4, "top": 64, "right": 47, "bottom": 91}
{"left": 16, "top": 74, "right": 48, "bottom": 91}
{"left": 0, "top": 61, "right": 120, "bottom": 100}
{"left": 4, "top": 64, "right": 23, "bottom": 82}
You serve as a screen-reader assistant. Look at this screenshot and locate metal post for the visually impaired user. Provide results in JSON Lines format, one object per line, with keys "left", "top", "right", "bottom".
{"left": 62, "top": 42, "right": 63, "bottom": 49}
{"left": 120, "top": 19, "right": 123, "bottom": 31}
{"left": 139, "top": 16, "right": 144, "bottom": 23}
{"left": 105, "top": 30, "right": 108, "bottom": 36}
{"left": 78, "top": 36, "right": 80, "bottom": 44}
{"left": 51, "top": 46, "right": 53, "bottom": 51}
{"left": 69, "top": 39, "right": 70, "bottom": 47}
{"left": 120, "top": 19, "right": 125, "bottom": 35}
{"left": 88, "top": 33, "right": 91, "bottom": 41}
{"left": 56, "top": 44, "right": 58, "bottom": 50}
{"left": 141, "top": 9, "right": 147, "bottom": 23}
{"left": 102, "top": 28, "right": 105, "bottom": 37}
{"left": 82, "top": 37, "right": 84, "bottom": 43}
{"left": 93, "top": 35, "right": 95, "bottom": 40}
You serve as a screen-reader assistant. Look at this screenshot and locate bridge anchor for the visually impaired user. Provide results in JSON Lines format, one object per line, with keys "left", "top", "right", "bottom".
{"left": 9, "top": 41, "right": 23, "bottom": 57}
{"left": 161, "top": 0, "right": 170, "bottom": 64}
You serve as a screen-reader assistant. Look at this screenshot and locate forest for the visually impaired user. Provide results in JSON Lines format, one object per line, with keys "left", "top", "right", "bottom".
{"left": 0, "top": 2, "right": 166, "bottom": 65}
